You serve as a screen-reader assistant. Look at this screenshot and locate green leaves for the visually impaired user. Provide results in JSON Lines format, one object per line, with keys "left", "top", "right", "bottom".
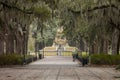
{"left": 33, "top": 6, "right": 51, "bottom": 20}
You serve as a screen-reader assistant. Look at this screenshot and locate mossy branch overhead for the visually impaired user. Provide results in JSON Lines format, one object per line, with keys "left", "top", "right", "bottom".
{"left": 0, "top": 1, "right": 33, "bottom": 14}
{"left": 0, "top": 1, "right": 51, "bottom": 19}
{"left": 68, "top": 4, "right": 120, "bottom": 16}
{"left": 0, "top": 0, "right": 52, "bottom": 55}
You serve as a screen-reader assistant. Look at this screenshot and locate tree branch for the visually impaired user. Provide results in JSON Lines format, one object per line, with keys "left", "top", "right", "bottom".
{"left": 0, "top": 1, "right": 33, "bottom": 14}
{"left": 68, "top": 4, "right": 120, "bottom": 31}
{"left": 68, "top": 4, "right": 120, "bottom": 14}
{"left": 109, "top": 19, "right": 120, "bottom": 31}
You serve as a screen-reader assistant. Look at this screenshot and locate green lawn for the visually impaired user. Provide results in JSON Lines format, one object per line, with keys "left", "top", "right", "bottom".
{"left": 62, "top": 51, "right": 72, "bottom": 56}
{"left": 78, "top": 52, "right": 89, "bottom": 57}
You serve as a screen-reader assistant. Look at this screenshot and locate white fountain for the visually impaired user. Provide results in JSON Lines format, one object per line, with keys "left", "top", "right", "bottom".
{"left": 43, "top": 27, "right": 76, "bottom": 56}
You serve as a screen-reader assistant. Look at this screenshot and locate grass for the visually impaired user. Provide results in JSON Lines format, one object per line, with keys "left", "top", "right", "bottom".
{"left": 44, "top": 52, "right": 57, "bottom": 56}
{"left": 78, "top": 52, "right": 89, "bottom": 58}
{"left": 43, "top": 51, "right": 73, "bottom": 56}
{"left": 62, "top": 51, "right": 72, "bottom": 56}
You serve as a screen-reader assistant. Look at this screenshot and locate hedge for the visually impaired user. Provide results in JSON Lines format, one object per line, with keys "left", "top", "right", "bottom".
{"left": 91, "top": 54, "right": 120, "bottom": 65}
{"left": 0, "top": 54, "right": 23, "bottom": 66}
{"left": 0, "top": 54, "right": 38, "bottom": 66}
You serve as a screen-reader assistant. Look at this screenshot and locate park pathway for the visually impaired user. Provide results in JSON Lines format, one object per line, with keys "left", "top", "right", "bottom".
{"left": 0, "top": 56, "right": 120, "bottom": 80}
{"left": 28, "top": 56, "right": 79, "bottom": 66}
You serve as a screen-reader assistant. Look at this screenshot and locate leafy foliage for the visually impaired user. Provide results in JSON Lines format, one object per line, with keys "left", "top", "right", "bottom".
{"left": 0, "top": 0, "right": 53, "bottom": 54}
{"left": 0, "top": 0, "right": 120, "bottom": 55}
{"left": 0, "top": 54, "right": 23, "bottom": 65}
{"left": 56, "top": 0, "right": 120, "bottom": 54}
{"left": 91, "top": 54, "right": 120, "bottom": 65}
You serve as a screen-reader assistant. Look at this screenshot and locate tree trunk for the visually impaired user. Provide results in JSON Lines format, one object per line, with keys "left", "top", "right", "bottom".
{"left": 80, "top": 38, "right": 85, "bottom": 51}
{"left": 0, "top": 39, "right": 4, "bottom": 54}
{"left": 5, "top": 34, "right": 14, "bottom": 54}
{"left": 25, "top": 27, "right": 29, "bottom": 55}
{"left": 99, "top": 38, "right": 108, "bottom": 54}
{"left": 16, "top": 36, "right": 23, "bottom": 55}
{"left": 117, "top": 33, "right": 120, "bottom": 55}
{"left": 103, "top": 39, "right": 108, "bottom": 54}
{"left": 35, "top": 41, "right": 39, "bottom": 52}
{"left": 89, "top": 44, "right": 95, "bottom": 54}
{"left": 94, "top": 42, "right": 99, "bottom": 54}
{"left": 112, "top": 29, "right": 119, "bottom": 55}
{"left": 99, "top": 38, "right": 104, "bottom": 54}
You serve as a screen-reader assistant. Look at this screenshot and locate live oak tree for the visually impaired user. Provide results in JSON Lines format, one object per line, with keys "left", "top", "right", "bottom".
{"left": 56, "top": 0, "right": 120, "bottom": 54}
{"left": 0, "top": 0, "right": 120, "bottom": 55}
{"left": 0, "top": 0, "right": 51, "bottom": 55}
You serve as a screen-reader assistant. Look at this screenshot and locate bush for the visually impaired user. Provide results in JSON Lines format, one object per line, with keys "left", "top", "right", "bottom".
{"left": 0, "top": 54, "right": 38, "bottom": 66}
{"left": 0, "top": 54, "right": 23, "bottom": 66}
{"left": 25, "top": 55, "right": 38, "bottom": 64}
{"left": 25, "top": 57, "right": 33, "bottom": 64}
{"left": 91, "top": 54, "right": 120, "bottom": 65}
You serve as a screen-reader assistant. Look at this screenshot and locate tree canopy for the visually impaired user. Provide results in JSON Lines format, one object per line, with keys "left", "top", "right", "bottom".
{"left": 0, "top": 0, "right": 120, "bottom": 55}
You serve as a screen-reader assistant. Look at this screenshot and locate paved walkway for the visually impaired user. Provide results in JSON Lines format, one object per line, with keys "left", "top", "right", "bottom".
{"left": 29, "top": 56, "right": 79, "bottom": 66}
{"left": 0, "top": 56, "right": 120, "bottom": 80}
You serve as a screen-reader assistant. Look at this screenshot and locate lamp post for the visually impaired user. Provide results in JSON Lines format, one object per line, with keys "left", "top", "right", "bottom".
{"left": 23, "top": 28, "right": 27, "bottom": 64}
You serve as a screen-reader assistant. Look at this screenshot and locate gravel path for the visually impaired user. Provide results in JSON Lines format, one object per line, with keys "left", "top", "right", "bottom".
{"left": 0, "top": 56, "right": 120, "bottom": 80}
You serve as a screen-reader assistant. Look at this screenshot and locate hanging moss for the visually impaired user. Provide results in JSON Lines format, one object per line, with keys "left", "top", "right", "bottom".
{"left": 33, "top": 6, "right": 51, "bottom": 20}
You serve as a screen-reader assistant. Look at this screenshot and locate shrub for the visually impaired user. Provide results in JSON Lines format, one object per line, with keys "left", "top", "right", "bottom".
{"left": 91, "top": 54, "right": 120, "bottom": 65}
{"left": 0, "top": 54, "right": 23, "bottom": 66}
{"left": 25, "top": 55, "right": 38, "bottom": 64}
{"left": 0, "top": 54, "right": 39, "bottom": 66}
